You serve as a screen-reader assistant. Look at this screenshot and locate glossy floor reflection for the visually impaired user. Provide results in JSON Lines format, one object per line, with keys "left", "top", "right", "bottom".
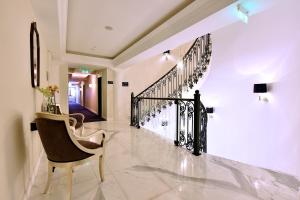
{"left": 29, "top": 121, "right": 300, "bottom": 200}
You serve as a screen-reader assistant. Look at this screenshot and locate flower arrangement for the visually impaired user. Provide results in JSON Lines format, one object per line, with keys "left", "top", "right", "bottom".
{"left": 38, "top": 85, "right": 59, "bottom": 113}
{"left": 38, "top": 85, "right": 59, "bottom": 97}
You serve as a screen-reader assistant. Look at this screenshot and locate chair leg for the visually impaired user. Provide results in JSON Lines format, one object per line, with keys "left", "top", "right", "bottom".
{"left": 66, "top": 166, "right": 73, "bottom": 200}
{"left": 43, "top": 162, "right": 53, "bottom": 194}
{"left": 99, "top": 155, "right": 104, "bottom": 182}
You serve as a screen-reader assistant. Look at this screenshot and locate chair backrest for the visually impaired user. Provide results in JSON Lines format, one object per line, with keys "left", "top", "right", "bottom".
{"left": 35, "top": 112, "right": 92, "bottom": 162}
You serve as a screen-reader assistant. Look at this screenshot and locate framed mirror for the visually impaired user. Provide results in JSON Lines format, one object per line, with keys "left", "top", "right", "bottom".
{"left": 30, "top": 22, "right": 40, "bottom": 88}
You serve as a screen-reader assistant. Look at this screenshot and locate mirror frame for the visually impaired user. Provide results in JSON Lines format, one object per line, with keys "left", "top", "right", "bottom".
{"left": 30, "top": 22, "right": 40, "bottom": 88}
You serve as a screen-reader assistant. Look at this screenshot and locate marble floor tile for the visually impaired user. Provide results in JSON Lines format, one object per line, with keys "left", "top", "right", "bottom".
{"left": 29, "top": 121, "right": 300, "bottom": 200}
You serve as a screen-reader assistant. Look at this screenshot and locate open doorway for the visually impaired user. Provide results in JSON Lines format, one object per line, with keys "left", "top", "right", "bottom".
{"left": 68, "top": 70, "right": 105, "bottom": 122}
{"left": 68, "top": 82, "right": 80, "bottom": 104}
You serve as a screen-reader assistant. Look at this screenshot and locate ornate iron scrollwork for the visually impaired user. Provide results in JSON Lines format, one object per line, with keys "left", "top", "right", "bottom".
{"left": 130, "top": 34, "right": 211, "bottom": 153}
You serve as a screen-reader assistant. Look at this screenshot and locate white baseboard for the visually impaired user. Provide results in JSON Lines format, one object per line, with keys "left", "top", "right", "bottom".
{"left": 22, "top": 151, "right": 44, "bottom": 200}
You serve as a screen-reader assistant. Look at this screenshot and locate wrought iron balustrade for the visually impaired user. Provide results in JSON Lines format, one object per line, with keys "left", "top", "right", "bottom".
{"left": 131, "top": 90, "right": 207, "bottom": 155}
{"left": 130, "top": 34, "right": 212, "bottom": 155}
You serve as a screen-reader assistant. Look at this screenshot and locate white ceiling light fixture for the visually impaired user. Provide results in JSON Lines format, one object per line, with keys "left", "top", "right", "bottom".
{"left": 72, "top": 73, "right": 89, "bottom": 78}
{"left": 237, "top": 4, "right": 249, "bottom": 24}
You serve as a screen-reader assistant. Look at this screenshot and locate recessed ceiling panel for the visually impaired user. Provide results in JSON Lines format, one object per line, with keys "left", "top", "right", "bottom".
{"left": 67, "top": 0, "right": 193, "bottom": 58}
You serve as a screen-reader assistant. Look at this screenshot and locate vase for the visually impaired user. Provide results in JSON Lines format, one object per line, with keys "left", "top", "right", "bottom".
{"left": 47, "top": 96, "right": 57, "bottom": 114}
{"left": 41, "top": 96, "right": 48, "bottom": 112}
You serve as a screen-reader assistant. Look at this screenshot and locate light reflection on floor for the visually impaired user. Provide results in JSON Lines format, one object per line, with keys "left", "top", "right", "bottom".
{"left": 29, "top": 121, "right": 300, "bottom": 200}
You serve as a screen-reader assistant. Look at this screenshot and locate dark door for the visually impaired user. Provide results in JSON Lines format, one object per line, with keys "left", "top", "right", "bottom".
{"left": 98, "top": 77, "right": 102, "bottom": 117}
{"left": 83, "top": 84, "right": 86, "bottom": 107}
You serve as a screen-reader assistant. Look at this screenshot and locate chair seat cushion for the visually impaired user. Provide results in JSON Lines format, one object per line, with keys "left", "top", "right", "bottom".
{"left": 78, "top": 140, "right": 101, "bottom": 149}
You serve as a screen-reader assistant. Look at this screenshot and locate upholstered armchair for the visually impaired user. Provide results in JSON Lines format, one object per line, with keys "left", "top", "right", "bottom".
{"left": 56, "top": 105, "right": 85, "bottom": 136}
{"left": 35, "top": 112, "right": 105, "bottom": 200}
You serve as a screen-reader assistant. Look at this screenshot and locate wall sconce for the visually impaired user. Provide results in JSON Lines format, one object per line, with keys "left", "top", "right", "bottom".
{"left": 89, "top": 83, "right": 96, "bottom": 88}
{"left": 206, "top": 107, "right": 214, "bottom": 118}
{"left": 163, "top": 50, "right": 170, "bottom": 61}
{"left": 206, "top": 107, "right": 214, "bottom": 114}
{"left": 253, "top": 83, "right": 269, "bottom": 101}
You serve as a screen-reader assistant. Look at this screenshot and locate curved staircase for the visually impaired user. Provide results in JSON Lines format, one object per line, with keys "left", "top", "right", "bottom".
{"left": 130, "top": 33, "right": 212, "bottom": 155}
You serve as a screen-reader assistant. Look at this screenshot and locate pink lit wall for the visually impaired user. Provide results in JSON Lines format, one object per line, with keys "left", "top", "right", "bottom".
{"left": 84, "top": 75, "right": 98, "bottom": 114}
{"left": 198, "top": 0, "right": 300, "bottom": 176}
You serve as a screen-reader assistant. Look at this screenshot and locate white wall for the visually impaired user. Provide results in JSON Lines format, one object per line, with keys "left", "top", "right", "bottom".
{"left": 106, "top": 68, "right": 115, "bottom": 121}
{"left": 114, "top": 41, "right": 192, "bottom": 121}
{"left": 0, "top": 0, "right": 49, "bottom": 199}
{"left": 198, "top": 0, "right": 300, "bottom": 176}
{"left": 47, "top": 56, "right": 69, "bottom": 113}
{"left": 115, "top": 0, "right": 300, "bottom": 177}
{"left": 59, "top": 64, "right": 69, "bottom": 113}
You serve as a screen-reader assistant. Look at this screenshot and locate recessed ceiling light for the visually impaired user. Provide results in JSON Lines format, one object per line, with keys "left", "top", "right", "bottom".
{"left": 104, "top": 26, "right": 113, "bottom": 31}
{"left": 90, "top": 46, "right": 96, "bottom": 50}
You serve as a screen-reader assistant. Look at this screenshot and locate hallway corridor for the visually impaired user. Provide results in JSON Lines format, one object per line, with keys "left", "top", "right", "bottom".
{"left": 69, "top": 103, "right": 105, "bottom": 122}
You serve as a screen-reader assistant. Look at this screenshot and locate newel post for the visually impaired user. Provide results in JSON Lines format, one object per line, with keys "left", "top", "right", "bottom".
{"left": 193, "top": 90, "right": 201, "bottom": 156}
{"left": 130, "top": 92, "right": 134, "bottom": 126}
{"left": 174, "top": 99, "right": 179, "bottom": 146}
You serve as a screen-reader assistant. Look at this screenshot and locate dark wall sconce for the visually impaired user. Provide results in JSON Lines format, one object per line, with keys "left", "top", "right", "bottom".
{"left": 206, "top": 107, "right": 214, "bottom": 114}
{"left": 163, "top": 50, "right": 170, "bottom": 61}
{"left": 253, "top": 83, "right": 267, "bottom": 93}
{"left": 253, "top": 83, "right": 269, "bottom": 102}
{"left": 122, "top": 82, "right": 129, "bottom": 87}
{"left": 163, "top": 50, "right": 170, "bottom": 55}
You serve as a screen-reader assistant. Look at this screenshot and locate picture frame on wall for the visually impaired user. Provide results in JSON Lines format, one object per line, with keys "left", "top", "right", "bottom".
{"left": 30, "top": 22, "right": 40, "bottom": 88}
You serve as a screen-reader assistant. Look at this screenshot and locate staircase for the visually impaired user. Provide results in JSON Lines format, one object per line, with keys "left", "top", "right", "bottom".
{"left": 130, "top": 34, "right": 212, "bottom": 155}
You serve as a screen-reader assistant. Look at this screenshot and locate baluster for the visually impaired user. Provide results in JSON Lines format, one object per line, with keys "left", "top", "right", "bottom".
{"left": 176, "top": 70, "right": 179, "bottom": 97}
{"left": 130, "top": 92, "right": 134, "bottom": 126}
{"left": 179, "top": 101, "right": 186, "bottom": 146}
{"left": 174, "top": 99, "right": 179, "bottom": 146}
{"left": 186, "top": 102, "right": 190, "bottom": 149}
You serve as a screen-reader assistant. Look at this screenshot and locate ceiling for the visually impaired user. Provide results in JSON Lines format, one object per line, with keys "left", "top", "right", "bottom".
{"left": 34, "top": 0, "right": 277, "bottom": 69}
{"left": 66, "top": 0, "right": 193, "bottom": 59}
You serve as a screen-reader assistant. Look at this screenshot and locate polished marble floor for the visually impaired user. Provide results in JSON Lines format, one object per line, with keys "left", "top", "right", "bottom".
{"left": 29, "top": 121, "right": 300, "bottom": 200}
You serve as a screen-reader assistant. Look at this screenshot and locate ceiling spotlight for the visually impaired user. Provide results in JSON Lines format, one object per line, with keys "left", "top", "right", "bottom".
{"left": 163, "top": 50, "right": 170, "bottom": 61}
{"left": 104, "top": 26, "right": 113, "bottom": 31}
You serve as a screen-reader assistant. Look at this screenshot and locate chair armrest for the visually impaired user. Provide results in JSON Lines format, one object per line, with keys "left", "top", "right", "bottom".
{"left": 73, "top": 132, "right": 106, "bottom": 155}
{"left": 69, "top": 113, "right": 85, "bottom": 129}
{"left": 69, "top": 113, "right": 84, "bottom": 122}
{"left": 75, "top": 129, "right": 105, "bottom": 142}
{"left": 69, "top": 117, "right": 77, "bottom": 130}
